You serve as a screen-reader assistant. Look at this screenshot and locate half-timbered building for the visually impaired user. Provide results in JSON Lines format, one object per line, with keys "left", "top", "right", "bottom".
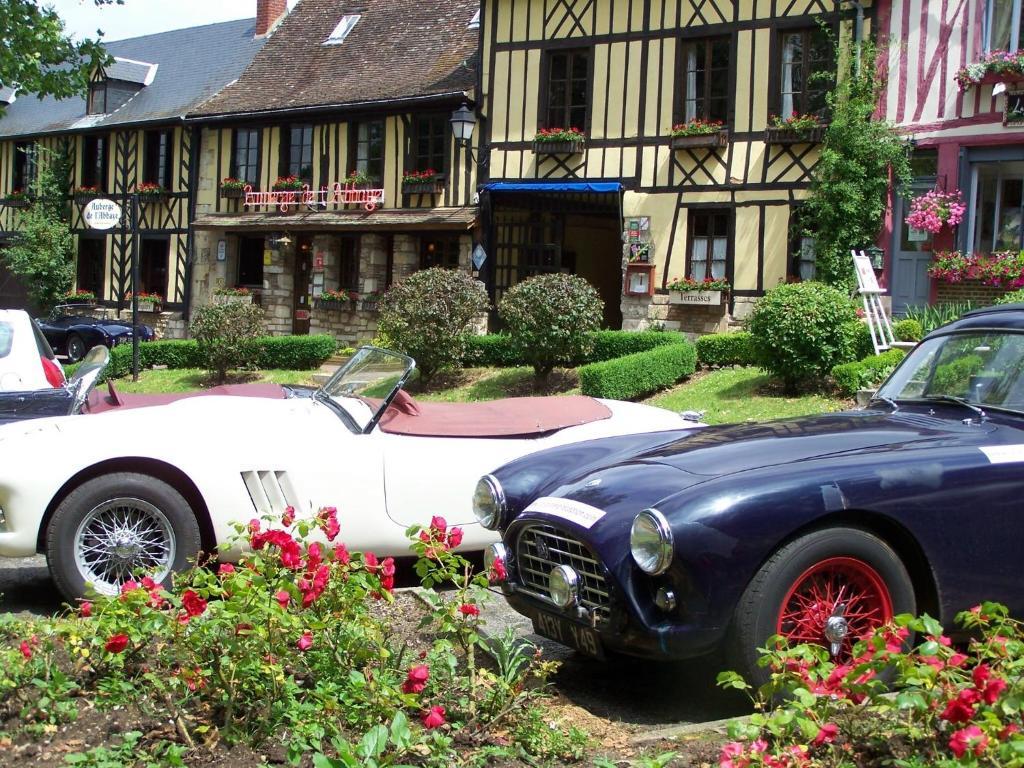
{"left": 0, "top": 14, "right": 270, "bottom": 330}
{"left": 477, "top": 0, "right": 864, "bottom": 332}
{"left": 187, "top": 0, "right": 481, "bottom": 343}
{"left": 877, "top": 0, "right": 1024, "bottom": 313}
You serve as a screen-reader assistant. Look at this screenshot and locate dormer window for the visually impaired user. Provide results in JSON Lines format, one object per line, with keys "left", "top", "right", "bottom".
{"left": 87, "top": 57, "right": 157, "bottom": 116}
{"left": 324, "top": 14, "right": 360, "bottom": 45}
{"left": 88, "top": 81, "right": 107, "bottom": 115}
{"left": 468, "top": 9, "right": 480, "bottom": 29}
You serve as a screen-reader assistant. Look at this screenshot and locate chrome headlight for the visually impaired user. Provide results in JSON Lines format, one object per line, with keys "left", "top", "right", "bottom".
{"left": 548, "top": 564, "right": 579, "bottom": 609}
{"left": 630, "top": 508, "right": 674, "bottom": 575}
{"left": 472, "top": 474, "right": 506, "bottom": 530}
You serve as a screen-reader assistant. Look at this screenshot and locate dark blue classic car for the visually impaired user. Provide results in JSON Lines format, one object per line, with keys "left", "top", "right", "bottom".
{"left": 38, "top": 305, "right": 155, "bottom": 362}
{"left": 474, "top": 304, "right": 1024, "bottom": 684}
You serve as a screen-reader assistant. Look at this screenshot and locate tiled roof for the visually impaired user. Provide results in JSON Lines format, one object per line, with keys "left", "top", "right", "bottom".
{"left": 105, "top": 58, "right": 158, "bottom": 86}
{"left": 192, "top": 0, "right": 478, "bottom": 118}
{"left": 0, "top": 18, "right": 266, "bottom": 138}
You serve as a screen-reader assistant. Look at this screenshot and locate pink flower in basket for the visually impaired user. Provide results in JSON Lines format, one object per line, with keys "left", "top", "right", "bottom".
{"left": 906, "top": 190, "right": 967, "bottom": 234}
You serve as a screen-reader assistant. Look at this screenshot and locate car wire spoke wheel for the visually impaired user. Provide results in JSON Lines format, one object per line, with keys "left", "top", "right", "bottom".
{"left": 66, "top": 334, "right": 86, "bottom": 362}
{"left": 73, "top": 497, "right": 176, "bottom": 595}
{"left": 776, "top": 556, "right": 894, "bottom": 658}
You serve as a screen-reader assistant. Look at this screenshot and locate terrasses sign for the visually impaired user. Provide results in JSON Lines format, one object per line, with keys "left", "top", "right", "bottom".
{"left": 243, "top": 183, "right": 386, "bottom": 212}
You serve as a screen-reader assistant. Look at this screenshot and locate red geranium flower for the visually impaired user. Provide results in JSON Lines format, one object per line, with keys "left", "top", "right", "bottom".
{"left": 421, "top": 705, "right": 446, "bottom": 729}
{"left": 105, "top": 634, "right": 130, "bottom": 654}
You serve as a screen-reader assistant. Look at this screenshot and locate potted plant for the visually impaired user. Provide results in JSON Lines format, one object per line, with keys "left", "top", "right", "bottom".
{"left": 62, "top": 288, "right": 98, "bottom": 305}
{"left": 316, "top": 288, "right": 353, "bottom": 310}
{"left": 213, "top": 286, "right": 253, "bottom": 304}
{"left": 272, "top": 175, "right": 304, "bottom": 193}
{"left": 220, "top": 177, "right": 247, "bottom": 199}
{"left": 905, "top": 189, "right": 966, "bottom": 234}
{"left": 402, "top": 168, "right": 445, "bottom": 195}
{"left": 670, "top": 118, "right": 728, "bottom": 149}
{"left": 532, "top": 127, "right": 586, "bottom": 155}
{"left": 74, "top": 185, "right": 101, "bottom": 204}
{"left": 344, "top": 170, "right": 373, "bottom": 189}
{"left": 667, "top": 276, "right": 731, "bottom": 305}
{"left": 137, "top": 182, "right": 168, "bottom": 205}
{"left": 956, "top": 49, "right": 1024, "bottom": 92}
{"left": 127, "top": 291, "right": 164, "bottom": 312}
{"left": 1, "top": 189, "right": 32, "bottom": 208}
{"left": 765, "top": 113, "right": 825, "bottom": 144}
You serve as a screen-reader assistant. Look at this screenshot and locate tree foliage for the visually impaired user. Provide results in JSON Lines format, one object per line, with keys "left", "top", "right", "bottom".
{"left": 1, "top": 147, "right": 75, "bottom": 310}
{"left": 803, "top": 38, "right": 912, "bottom": 289}
{"left": 190, "top": 301, "right": 266, "bottom": 384}
{"left": 0, "top": 0, "right": 119, "bottom": 104}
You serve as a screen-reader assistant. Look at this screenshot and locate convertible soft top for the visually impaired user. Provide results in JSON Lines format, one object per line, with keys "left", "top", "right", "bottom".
{"left": 377, "top": 391, "right": 612, "bottom": 438}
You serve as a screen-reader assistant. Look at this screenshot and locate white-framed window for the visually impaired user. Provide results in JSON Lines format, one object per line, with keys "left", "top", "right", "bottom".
{"left": 966, "top": 160, "right": 1024, "bottom": 253}
{"left": 324, "top": 15, "right": 359, "bottom": 45}
{"left": 986, "top": 0, "right": 1024, "bottom": 52}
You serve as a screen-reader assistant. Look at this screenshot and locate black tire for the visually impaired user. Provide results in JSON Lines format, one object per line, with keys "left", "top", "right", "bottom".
{"left": 725, "top": 527, "right": 915, "bottom": 688}
{"left": 45, "top": 472, "right": 202, "bottom": 602}
{"left": 66, "top": 334, "right": 86, "bottom": 363}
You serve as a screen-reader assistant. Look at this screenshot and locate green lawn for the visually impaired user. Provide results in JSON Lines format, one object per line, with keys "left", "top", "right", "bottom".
{"left": 647, "top": 366, "right": 849, "bottom": 424}
{"left": 111, "top": 368, "right": 321, "bottom": 394}
{"left": 412, "top": 366, "right": 580, "bottom": 401}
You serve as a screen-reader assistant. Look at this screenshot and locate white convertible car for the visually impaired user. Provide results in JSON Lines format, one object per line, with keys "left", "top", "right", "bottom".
{"left": 0, "top": 347, "right": 696, "bottom": 600}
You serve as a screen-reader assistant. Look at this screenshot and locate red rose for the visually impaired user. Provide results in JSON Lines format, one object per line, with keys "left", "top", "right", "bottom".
{"left": 297, "top": 631, "right": 314, "bottom": 651}
{"left": 459, "top": 603, "right": 480, "bottom": 617}
{"left": 307, "top": 542, "right": 323, "bottom": 569}
{"left": 949, "top": 725, "right": 988, "bottom": 758}
{"left": 421, "top": 705, "right": 446, "bottom": 729}
{"left": 275, "top": 590, "right": 290, "bottom": 608}
{"left": 282, "top": 506, "right": 295, "bottom": 526}
{"left": 120, "top": 579, "right": 141, "bottom": 596}
{"left": 447, "top": 527, "right": 464, "bottom": 548}
{"left": 812, "top": 723, "right": 838, "bottom": 747}
{"left": 19, "top": 641, "right": 31, "bottom": 659}
{"left": 982, "top": 678, "right": 1007, "bottom": 705}
{"left": 941, "top": 688, "right": 980, "bottom": 723}
{"left": 380, "top": 557, "right": 396, "bottom": 593}
{"left": 79, "top": 601, "right": 92, "bottom": 618}
{"left": 182, "top": 590, "right": 207, "bottom": 618}
{"left": 333, "top": 543, "right": 350, "bottom": 566}
{"left": 105, "top": 634, "right": 130, "bottom": 654}
{"left": 489, "top": 556, "right": 507, "bottom": 583}
{"left": 430, "top": 516, "right": 447, "bottom": 536}
{"left": 318, "top": 507, "right": 341, "bottom": 542}
{"left": 218, "top": 563, "right": 235, "bottom": 576}
{"left": 402, "top": 664, "right": 430, "bottom": 694}
{"left": 364, "top": 552, "right": 379, "bottom": 571}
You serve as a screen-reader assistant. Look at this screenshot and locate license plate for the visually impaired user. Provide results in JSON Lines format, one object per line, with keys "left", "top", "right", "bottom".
{"left": 533, "top": 611, "right": 605, "bottom": 659}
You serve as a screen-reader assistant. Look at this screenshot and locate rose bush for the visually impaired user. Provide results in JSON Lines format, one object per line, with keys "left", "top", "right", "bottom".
{"left": 0, "top": 506, "right": 570, "bottom": 765}
{"left": 717, "top": 603, "right": 1024, "bottom": 767}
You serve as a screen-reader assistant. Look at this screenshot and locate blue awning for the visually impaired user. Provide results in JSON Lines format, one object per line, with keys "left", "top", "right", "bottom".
{"left": 482, "top": 182, "right": 622, "bottom": 193}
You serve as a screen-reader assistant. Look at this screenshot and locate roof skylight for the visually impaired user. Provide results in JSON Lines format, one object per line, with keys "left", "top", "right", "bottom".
{"left": 324, "top": 14, "right": 360, "bottom": 45}
{"left": 468, "top": 9, "right": 480, "bottom": 29}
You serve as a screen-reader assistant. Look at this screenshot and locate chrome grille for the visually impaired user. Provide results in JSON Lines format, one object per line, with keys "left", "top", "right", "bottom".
{"left": 515, "top": 524, "right": 610, "bottom": 622}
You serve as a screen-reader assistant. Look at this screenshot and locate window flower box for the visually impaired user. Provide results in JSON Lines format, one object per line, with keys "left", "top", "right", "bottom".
{"left": 61, "top": 289, "right": 98, "bottom": 305}
{"left": 128, "top": 292, "right": 163, "bottom": 313}
{"left": 533, "top": 128, "right": 586, "bottom": 156}
{"left": 137, "top": 183, "right": 169, "bottom": 205}
{"left": 220, "top": 178, "right": 246, "bottom": 199}
{"left": 402, "top": 170, "right": 444, "bottom": 195}
{"left": 213, "top": 287, "right": 253, "bottom": 304}
{"left": 667, "top": 277, "right": 730, "bottom": 305}
{"left": 1, "top": 191, "right": 31, "bottom": 208}
{"left": 765, "top": 125, "right": 826, "bottom": 144}
{"left": 315, "top": 289, "right": 354, "bottom": 311}
{"left": 956, "top": 51, "right": 1024, "bottom": 92}
{"left": 74, "top": 187, "right": 101, "bottom": 205}
{"left": 358, "top": 291, "right": 383, "bottom": 312}
{"left": 671, "top": 129, "right": 729, "bottom": 149}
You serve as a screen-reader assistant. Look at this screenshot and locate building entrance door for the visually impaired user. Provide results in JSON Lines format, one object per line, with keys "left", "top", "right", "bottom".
{"left": 890, "top": 182, "right": 934, "bottom": 316}
{"left": 292, "top": 236, "right": 313, "bottom": 335}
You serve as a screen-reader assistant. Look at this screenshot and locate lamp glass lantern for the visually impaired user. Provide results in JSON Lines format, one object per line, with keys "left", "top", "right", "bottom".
{"left": 450, "top": 103, "right": 476, "bottom": 145}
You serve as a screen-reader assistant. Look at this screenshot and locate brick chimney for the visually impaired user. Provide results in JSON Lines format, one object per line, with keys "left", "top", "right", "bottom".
{"left": 255, "top": 0, "right": 287, "bottom": 37}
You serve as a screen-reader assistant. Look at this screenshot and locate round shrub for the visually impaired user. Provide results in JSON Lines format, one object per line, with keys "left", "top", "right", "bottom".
{"left": 893, "top": 318, "right": 924, "bottom": 343}
{"left": 190, "top": 301, "right": 266, "bottom": 384}
{"left": 498, "top": 273, "right": 603, "bottom": 379}
{"left": 377, "top": 267, "right": 489, "bottom": 380}
{"left": 995, "top": 288, "right": 1024, "bottom": 305}
{"left": 747, "top": 282, "right": 858, "bottom": 394}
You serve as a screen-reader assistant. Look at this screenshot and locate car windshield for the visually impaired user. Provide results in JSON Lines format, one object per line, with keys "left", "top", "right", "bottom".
{"left": 317, "top": 346, "right": 415, "bottom": 432}
{"left": 876, "top": 330, "right": 1024, "bottom": 415}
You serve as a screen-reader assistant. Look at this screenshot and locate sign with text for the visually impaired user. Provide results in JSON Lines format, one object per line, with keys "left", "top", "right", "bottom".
{"left": 83, "top": 198, "right": 123, "bottom": 230}
{"left": 243, "top": 183, "right": 385, "bottom": 213}
{"left": 853, "top": 253, "right": 881, "bottom": 294}
{"left": 669, "top": 290, "right": 723, "bottom": 306}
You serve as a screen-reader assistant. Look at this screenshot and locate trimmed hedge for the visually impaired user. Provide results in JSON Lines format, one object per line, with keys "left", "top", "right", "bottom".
{"left": 695, "top": 332, "right": 755, "bottom": 367}
{"left": 464, "top": 330, "right": 685, "bottom": 368}
{"left": 578, "top": 342, "right": 697, "bottom": 400}
{"left": 102, "top": 334, "right": 336, "bottom": 380}
{"left": 830, "top": 348, "right": 907, "bottom": 396}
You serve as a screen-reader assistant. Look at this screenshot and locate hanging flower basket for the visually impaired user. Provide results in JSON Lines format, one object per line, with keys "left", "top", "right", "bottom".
{"left": 905, "top": 189, "right": 966, "bottom": 233}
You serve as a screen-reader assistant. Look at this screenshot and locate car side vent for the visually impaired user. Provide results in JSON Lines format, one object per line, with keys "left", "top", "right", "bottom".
{"left": 241, "top": 470, "right": 299, "bottom": 516}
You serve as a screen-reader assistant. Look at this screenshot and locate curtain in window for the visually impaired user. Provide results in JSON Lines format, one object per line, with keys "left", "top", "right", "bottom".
{"left": 781, "top": 33, "right": 801, "bottom": 117}
{"left": 990, "top": 0, "right": 1015, "bottom": 51}
{"left": 685, "top": 46, "right": 698, "bottom": 122}
{"left": 691, "top": 237, "right": 709, "bottom": 280}
{"left": 711, "top": 236, "right": 727, "bottom": 279}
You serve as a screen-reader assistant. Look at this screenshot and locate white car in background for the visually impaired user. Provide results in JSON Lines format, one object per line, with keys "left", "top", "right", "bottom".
{"left": 0, "top": 346, "right": 698, "bottom": 601}
{"left": 0, "top": 309, "right": 66, "bottom": 391}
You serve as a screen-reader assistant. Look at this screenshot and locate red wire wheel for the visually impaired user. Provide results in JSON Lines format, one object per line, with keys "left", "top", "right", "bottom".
{"left": 776, "top": 556, "right": 894, "bottom": 655}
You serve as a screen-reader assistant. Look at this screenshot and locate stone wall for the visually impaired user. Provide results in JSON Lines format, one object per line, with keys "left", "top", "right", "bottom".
{"left": 75, "top": 305, "right": 188, "bottom": 340}
{"left": 936, "top": 279, "right": 1015, "bottom": 306}
{"left": 621, "top": 292, "right": 733, "bottom": 339}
